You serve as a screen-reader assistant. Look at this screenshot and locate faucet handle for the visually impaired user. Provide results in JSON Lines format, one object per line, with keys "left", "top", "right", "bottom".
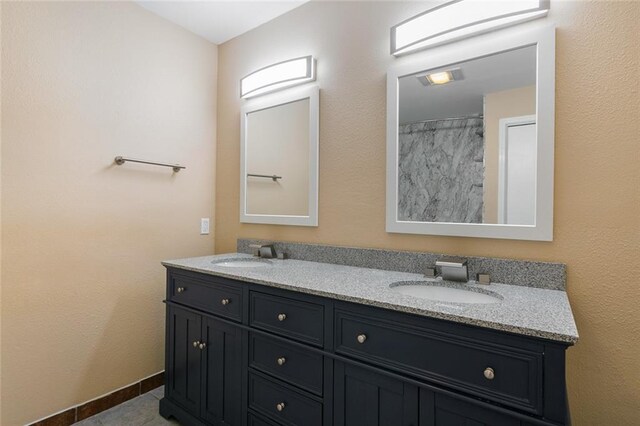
{"left": 424, "top": 267, "right": 437, "bottom": 278}
{"left": 477, "top": 273, "right": 491, "bottom": 285}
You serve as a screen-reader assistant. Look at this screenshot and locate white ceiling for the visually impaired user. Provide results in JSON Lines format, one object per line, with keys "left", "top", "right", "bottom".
{"left": 399, "top": 45, "right": 537, "bottom": 124}
{"left": 135, "top": 1, "right": 308, "bottom": 44}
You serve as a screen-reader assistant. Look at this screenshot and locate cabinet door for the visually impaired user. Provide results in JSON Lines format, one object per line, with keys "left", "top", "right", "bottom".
{"left": 201, "top": 315, "right": 243, "bottom": 425}
{"left": 420, "top": 389, "right": 522, "bottom": 426}
{"left": 334, "top": 362, "right": 419, "bottom": 426}
{"left": 166, "top": 305, "right": 202, "bottom": 414}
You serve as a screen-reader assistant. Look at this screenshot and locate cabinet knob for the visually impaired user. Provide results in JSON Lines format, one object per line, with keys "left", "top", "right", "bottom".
{"left": 193, "top": 340, "right": 200, "bottom": 348}
{"left": 484, "top": 367, "right": 495, "bottom": 380}
{"left": 277, "top": 357, "right": 286, "bottom": 366}
{"left": 277, "top": 313, "right": 287, "bottom": 321}
{"left": 221, "top": 298, "right": 230, "bottom": 305}
{"left": 199, "top": 342, "right": 207, "bottom": 350}
{"left": 276, "top": 402, "right": 286, "bottom": 412}
{"left": 357, "top": 334, "right": 367, "bottom": 344}
{"left": 177, "top": 287, "right": 186, "bottom": 293}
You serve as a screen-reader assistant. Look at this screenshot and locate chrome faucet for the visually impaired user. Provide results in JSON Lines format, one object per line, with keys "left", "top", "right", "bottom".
{"left": 249, "top": 243, "right": 277, "bottom": 259}
{"left": 435, "top": 258, "right": 469, "bottom": 282}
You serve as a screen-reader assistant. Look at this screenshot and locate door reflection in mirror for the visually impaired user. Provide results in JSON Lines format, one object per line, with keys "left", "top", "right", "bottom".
{"left": 498, "top": 115, "right": 537, "bottom": 225}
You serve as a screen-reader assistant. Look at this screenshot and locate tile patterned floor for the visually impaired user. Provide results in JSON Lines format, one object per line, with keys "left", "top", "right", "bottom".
{"left": 75, "top": 387, "right": 180, "bottom": 426}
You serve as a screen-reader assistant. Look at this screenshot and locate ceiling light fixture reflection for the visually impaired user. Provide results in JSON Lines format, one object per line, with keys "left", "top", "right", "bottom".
{"left": 426, "top": 72, "right": 452, "bottom": 85}
{"left": 240, "top": 55, "right": 316, "bottom": 99}
{"left": 391, "top": 0, "right": 550, "bottom": 56}
{"left": 418, "top": 68, "right": 464, "bottom": 86}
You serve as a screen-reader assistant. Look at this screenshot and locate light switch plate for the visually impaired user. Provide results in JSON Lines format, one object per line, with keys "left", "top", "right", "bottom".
{"left": 200, "top": 218, "right": 210, "bottom": 235}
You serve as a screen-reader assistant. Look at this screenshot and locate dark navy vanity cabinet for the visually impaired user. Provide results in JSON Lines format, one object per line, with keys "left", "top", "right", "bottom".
{"left": 164, "top": 304, "right": 243, "bottom": 425}
{"left": 160, "top": 268, "right": 571, "bottom": 426}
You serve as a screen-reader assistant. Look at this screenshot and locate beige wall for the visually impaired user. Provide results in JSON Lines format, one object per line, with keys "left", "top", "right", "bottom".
{"left": 484, "top": 85, "right": 536, "bottom": 223}
{"left": 246, "top": 98, "right": 309, "bottom": 216}
{"left": 1, "top": 2, "right": 217, "bottom": 425}
{"left": 216, "top": 1, "right": 640, "bottom": 424}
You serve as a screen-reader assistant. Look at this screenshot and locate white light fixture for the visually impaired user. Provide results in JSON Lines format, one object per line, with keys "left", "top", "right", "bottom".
{"left": 240, "top": 55, "right": 316, "bottom": 99}
{"left": 391, "top": 0, "right": 549, "bottom": 56}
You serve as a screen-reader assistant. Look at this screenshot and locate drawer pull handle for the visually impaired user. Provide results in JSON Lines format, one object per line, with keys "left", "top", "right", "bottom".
{"left": 192, "top": 340, "right": 200, "bottom": 348}
{"left": 221, "top": 298, "right": 231, "bottom": 305}
{"left": 277, "top": 357, "right": 287, "bottom": 366}
{"left": 484, "top": 367, "right": 495, "bottom": 380}
{"left": 176, "top": 287, "right": 186, "bottom": 293}
{"left": 357, "top": 334, "right": 367, "bottom": 344}
{"left": 276, "top": 402, "right": 286, "bottom": 412}
{"left": 277, "top": 313, "right": 287, "bottom": 321}
{"left": 199, "top": 342, "right": 207, "bottom": 350}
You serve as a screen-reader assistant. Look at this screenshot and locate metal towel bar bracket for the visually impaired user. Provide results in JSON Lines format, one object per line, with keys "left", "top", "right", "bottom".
{"left": 114, "top": 156, "right": 185, "bottom": 172}
{"left": 247, "top": 173, "right": 282, "bottom": 182}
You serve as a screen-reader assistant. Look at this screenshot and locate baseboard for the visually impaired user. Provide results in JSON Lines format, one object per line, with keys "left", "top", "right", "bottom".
{"left": 27, "top": 371, "right": 164, "bottom": 426}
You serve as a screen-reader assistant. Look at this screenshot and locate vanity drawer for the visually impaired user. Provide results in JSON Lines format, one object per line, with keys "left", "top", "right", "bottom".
{"left": 250, "top": 333, "right": 324, "bottom": 396}
{"left": 248, "top": 412, "right": 281, "bottom": 426}
{"left": 250, "top": 291, "right": 324, "bottom": 347}
{"left": 249, "top": 372, "right": 323, "bottom": 426}
{"left": 335, "top": 309, "right": 543, "bottom": 414}
{"left": 168, "top": 271, "right": 242, "bottom": 321}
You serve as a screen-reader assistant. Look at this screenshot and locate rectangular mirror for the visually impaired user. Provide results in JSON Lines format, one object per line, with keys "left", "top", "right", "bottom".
{"left": 240, "top": 85, "right": 319, "bottom": 226}
{"left": 387, "top": 25, "right": 555, "bottom": 240}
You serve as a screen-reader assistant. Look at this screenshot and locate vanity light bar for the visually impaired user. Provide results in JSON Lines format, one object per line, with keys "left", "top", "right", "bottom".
{"left": 391, "top": 0, "right": 549, "bottom": 56}
{"left": 240, "top": 55, "right": 316, "bottom": 99}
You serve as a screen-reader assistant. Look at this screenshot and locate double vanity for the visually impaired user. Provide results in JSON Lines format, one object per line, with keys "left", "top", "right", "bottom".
{"left": 159, "top": 242, "right": 577, "bottom": 426}
{"left": 161, "top": 8, "right": 575, "bottom": 426}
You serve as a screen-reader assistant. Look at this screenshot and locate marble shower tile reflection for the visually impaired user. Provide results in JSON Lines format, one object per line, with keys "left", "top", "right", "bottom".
{"left": 398, "top": 118, "right": 484, "bottom": 223}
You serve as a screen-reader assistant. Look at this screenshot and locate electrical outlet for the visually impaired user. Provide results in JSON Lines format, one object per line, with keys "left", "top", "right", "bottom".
{"left": 200, "top": 218, "right": 210, "bottom": 235}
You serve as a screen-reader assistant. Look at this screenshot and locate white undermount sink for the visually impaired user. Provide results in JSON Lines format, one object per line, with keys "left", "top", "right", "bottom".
{"left": 212, "top": 259, "right": 271, "bottom": 268}
{"left": 391, "top": 281, "right": 501, "bottom": 304}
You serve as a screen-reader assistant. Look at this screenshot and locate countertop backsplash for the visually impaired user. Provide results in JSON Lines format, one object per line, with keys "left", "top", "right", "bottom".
{"left": 237, "top": 239, "right": 566, "bottom": 291}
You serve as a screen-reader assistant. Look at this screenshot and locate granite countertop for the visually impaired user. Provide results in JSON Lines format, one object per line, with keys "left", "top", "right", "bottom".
{"left": 162, "top": 253, "right": 578, "bottom": 344}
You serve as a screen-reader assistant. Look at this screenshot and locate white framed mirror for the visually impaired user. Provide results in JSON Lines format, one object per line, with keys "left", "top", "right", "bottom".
{"left": 386, "top": 25, "right": 555, "bottom": 240}
{"left": 240, "top": 85, "right": 319, "bottom": 226}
